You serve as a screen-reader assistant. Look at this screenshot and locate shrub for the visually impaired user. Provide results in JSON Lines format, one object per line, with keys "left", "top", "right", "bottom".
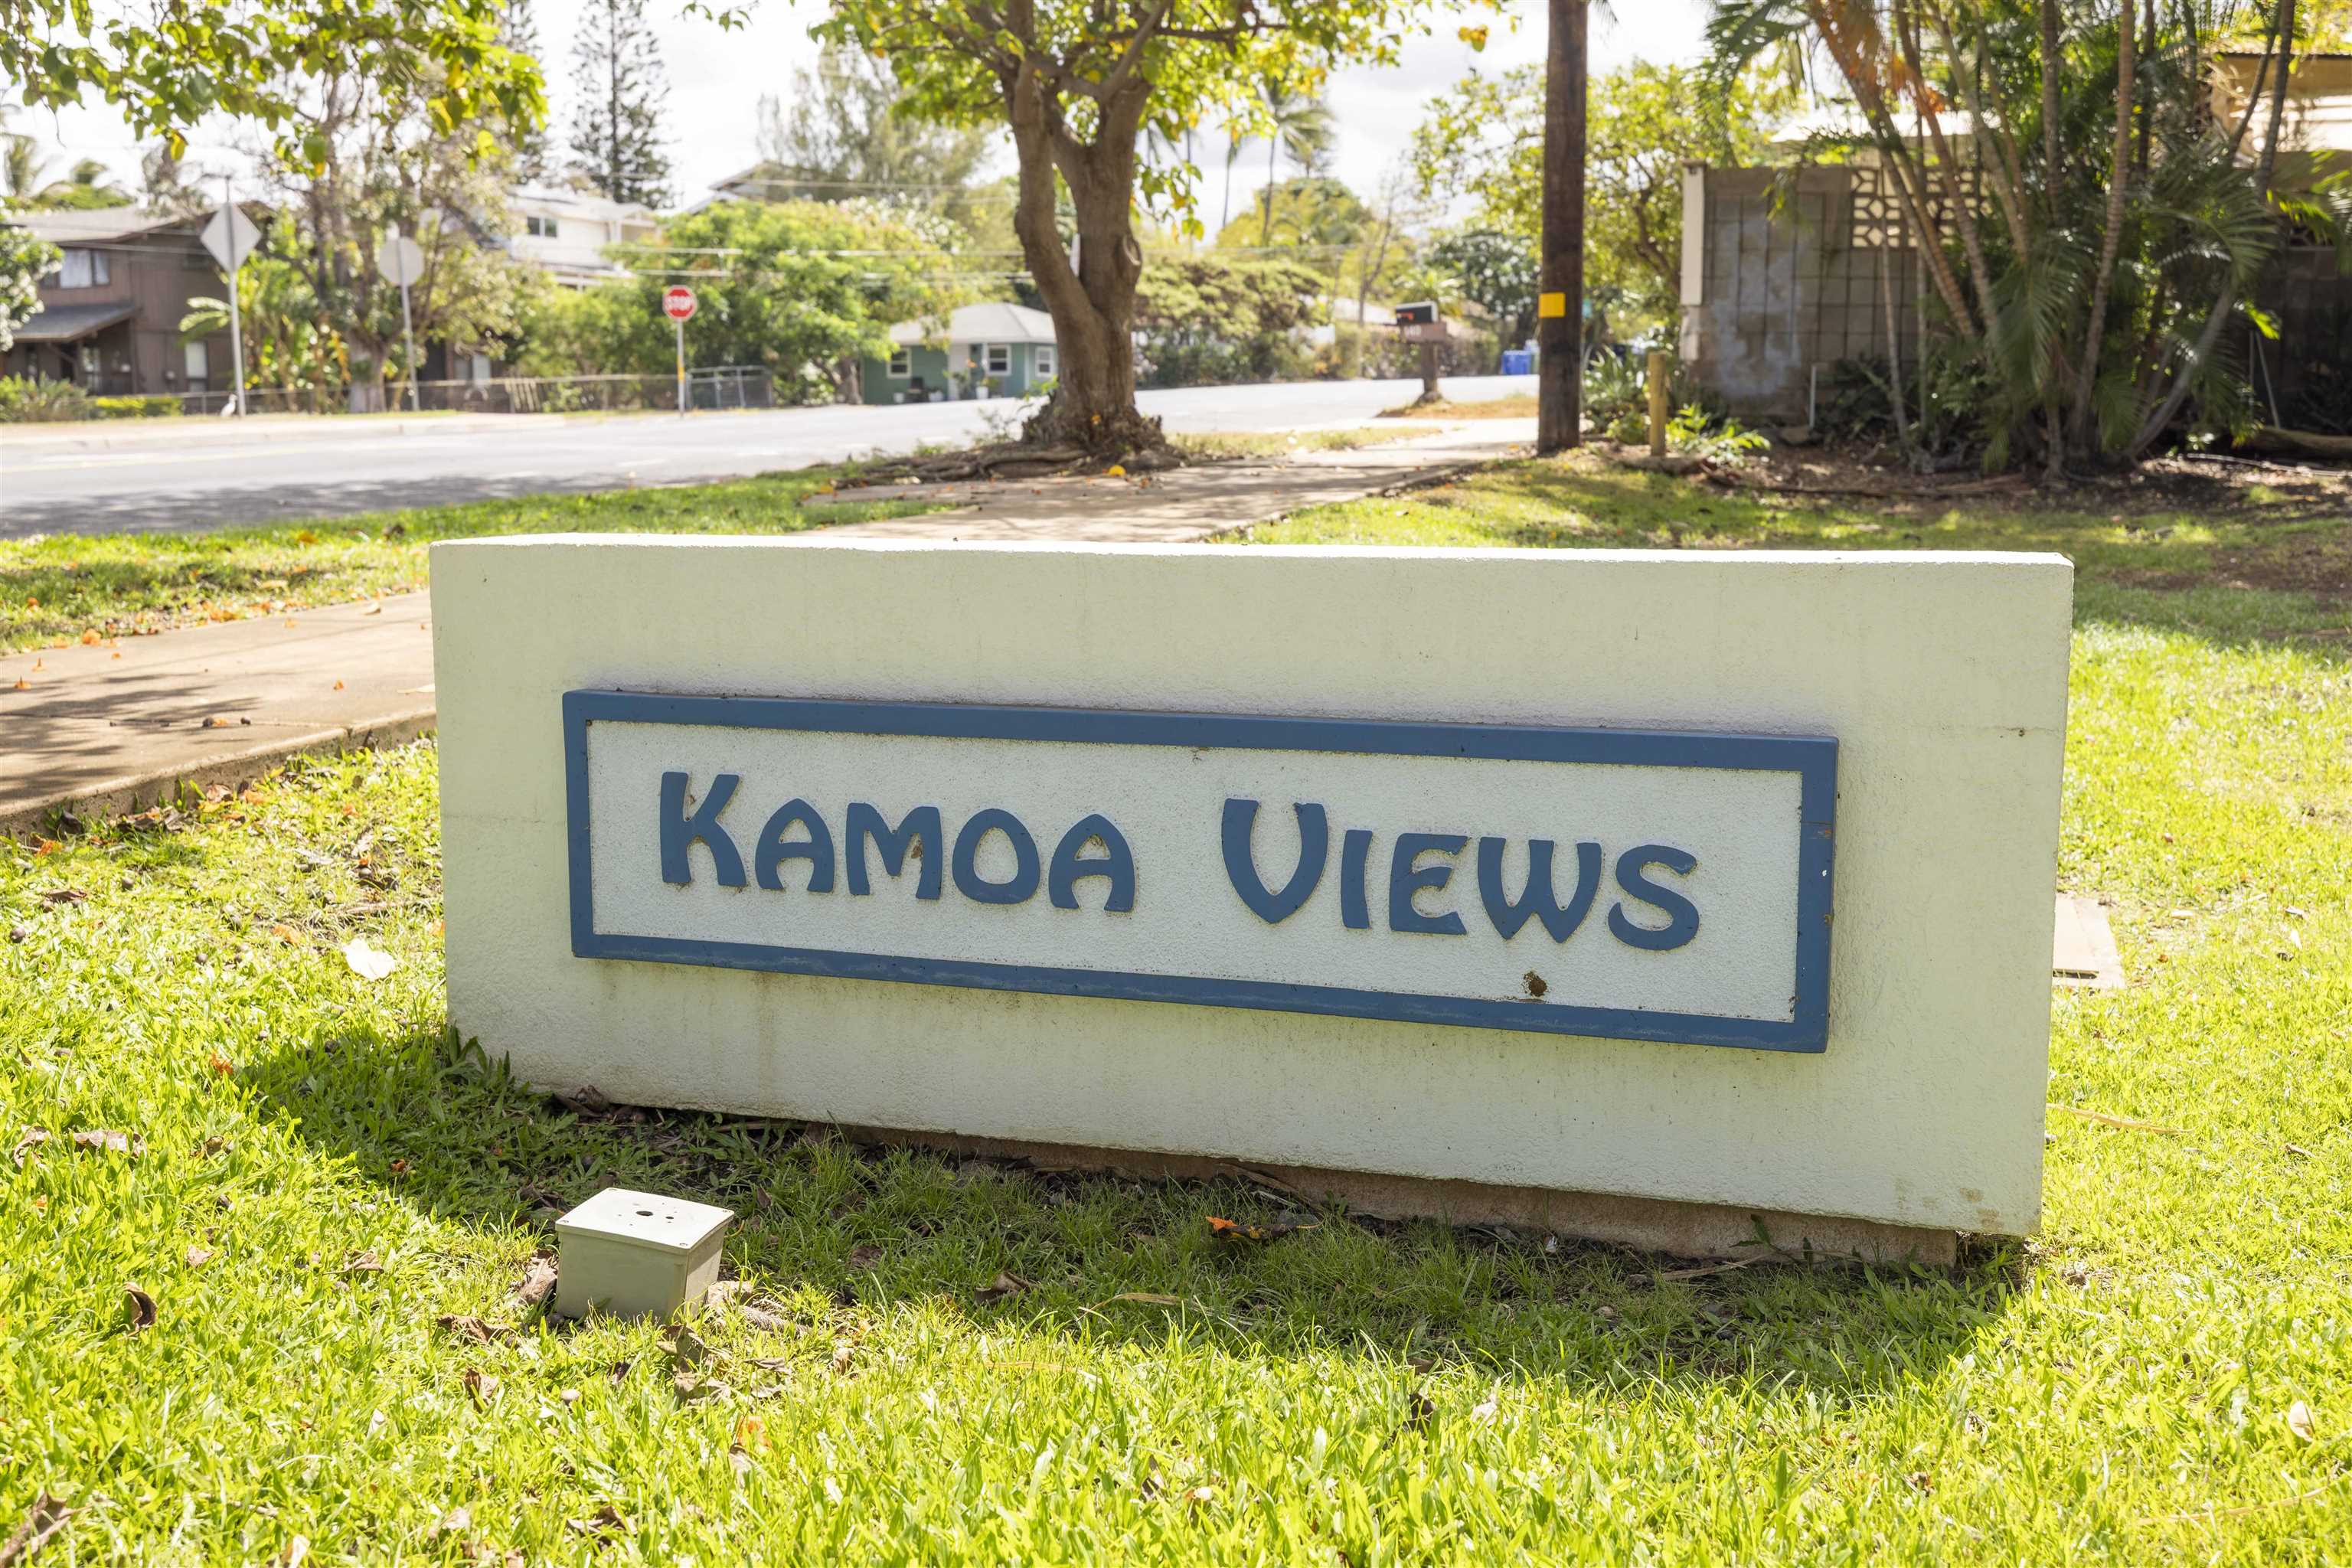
{"left": 87, "top": 395, "right": 183, "bottom": 420}
{"left": 0, "top": 375, "right": 91, "bottom": 422}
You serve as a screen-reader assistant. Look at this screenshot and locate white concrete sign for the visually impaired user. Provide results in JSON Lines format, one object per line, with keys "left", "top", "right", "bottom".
{"left": 436, "top": 540, "right": 2071, "bottom": 1248}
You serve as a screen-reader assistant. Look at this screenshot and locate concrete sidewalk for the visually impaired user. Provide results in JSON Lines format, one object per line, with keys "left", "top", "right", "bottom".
{"left": 802, "top": 423, "right": 1530, "bottom": 542}
{"left": 2, "top": 593, "right": 436, "bottom": 835}
{"left": 0, "top": 429, "right": 1525, "bottom": 832}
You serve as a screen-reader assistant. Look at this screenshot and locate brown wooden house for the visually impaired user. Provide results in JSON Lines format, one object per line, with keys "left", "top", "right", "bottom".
{"left": 3, "top": 207, "right": 245, "bottom": 399}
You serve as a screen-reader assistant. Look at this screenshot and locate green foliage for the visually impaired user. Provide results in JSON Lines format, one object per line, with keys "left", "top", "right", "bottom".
{"left": 258, "top": 71, "right": 536, "bottom": 394}
{"left": 1413, "top": 60, "right": 1787, "bottom": 335}
{"left": 1210, "top": 175, "right": 1367, "bottom": 253}
{"left": 818, "top": 0, "right": 1455, "bottom": 221}
{"left": 178, "top": 240, "right": 350, "bottom": 400}
{"left": 0, "top": 374, "right": 87, "bottom": 422}
{"left": 1429, "top": 228, "right": 1537, "bottom": 349}
{"left": 1133, "top": 253, "right": 1327, "bottom": 387}
{"left": 1, "top": 0, "right": 545, "bottom": 165}
{"left": 819, "top": 0, "right": 1487, "bottom": 445}
{"left": 514, "top": 201, "right": 952, "bottom": 401}
{"left": 0, "top": 380, "right": 181, "bottom": 423}
{"left": 750, "top": 42, "right": 1000, "bottom": 232}
{"left": 1665, "top": 403, "right": 1769, "bottom": 464}
{"left": 85, "top": 394, "right": 183, "bottom": 419}
{"left": 6, "top": 153, "right": 135, "bottom": 210}
{"left": 567, "top": 0, "right": 673, "bottom": 207}
{"left": 0, "top": 226, "right": 62, "bottom": 352}
{"left": 1704, "top": 0, "right": 2351, "bottom": 468}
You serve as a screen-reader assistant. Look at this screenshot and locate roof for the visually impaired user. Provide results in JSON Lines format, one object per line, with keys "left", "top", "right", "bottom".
{"left": 889, "top": 301, "right": 1057, "bottom": 347}
{"left": 0, "top": 207, "right": 203, "bottom": 244}
{"left": 506, "top": 184, "right": 660, "bottom": 223}
{"left": 12, "top": 299, "right": 139, "bottom": 342}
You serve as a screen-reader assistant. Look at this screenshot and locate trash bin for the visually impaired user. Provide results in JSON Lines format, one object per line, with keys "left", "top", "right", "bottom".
{"left": 1500, "top": 349, "right": 1535, "bottom": 376}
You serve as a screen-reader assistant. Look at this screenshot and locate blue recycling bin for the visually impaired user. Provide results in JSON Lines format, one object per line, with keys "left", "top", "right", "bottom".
{"left": 1500, "top": 349, "right": 1534, "bottom": 376}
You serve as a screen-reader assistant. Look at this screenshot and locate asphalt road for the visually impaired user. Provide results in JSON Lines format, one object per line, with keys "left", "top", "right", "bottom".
{"left": 0, "top": 375, "right": 1532, "bottom": 538}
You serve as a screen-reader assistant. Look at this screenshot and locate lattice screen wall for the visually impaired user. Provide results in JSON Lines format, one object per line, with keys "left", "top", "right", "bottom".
{"left": 1681, "top": 165, "right": 1942, "bottom": 421}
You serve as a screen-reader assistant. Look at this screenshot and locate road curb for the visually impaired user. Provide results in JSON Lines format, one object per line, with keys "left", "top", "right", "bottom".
{"left": 2, "top": 705, "right": 437, "bottom": 840}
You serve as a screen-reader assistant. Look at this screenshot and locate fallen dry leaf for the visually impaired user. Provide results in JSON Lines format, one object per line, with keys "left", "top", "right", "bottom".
{"left": 430, "top": 1505, "right": 472, "bottom": 1537}
{"left": 0, "top": 1492, "right": 74, "bottom": 1567}
{"left": 1206, "top": 1215, "right": 1318, "bottom": 1245}
{"left": 462, "top": 1367, "right": 499, "bottom": 1409}
{"left": 975, "top": 1269, "right": 1034, "bottom": 1305}
{"left": 1658, "top": 1258, "right": 1760, "bottom": 1283}
{"left": 831, "top": 1341, "right": 855, "bottom": 1375}
{"left": 38, "top": 889, "right": 87, "bottom": 906}
{"left": 1099, "top": 1292, "right": 1184, "bottom": 1308}
{"left": 846, "top": 1243, "right": 884, "bottom": 1272}
{"left": 71, "top": 1129, "right": 138, "bottom": 1156}
{"left": 661, "top": 1322, "right": 713, "bottom": 1368}
{"left": 2287, "top": 1400, "right": 2317, "bottom": 1442}
{"left": 2047, "top": 1104, "right": 2186, "bottom": 1135}
{"left": 8, "top": 1129, "right": 47, "bottom": 1166}
{"left": 185, "top": 1246, "right": 214, "bottom": 1268}
{"left": 436, "top": 1314, "right": 513, "bottom": 1346}
{"left": 509, "top": 1253, "right": 558, "bottom": 1311}
{"left": 672, "top": 1371, "right": 728, "bottom": 1403}
{"left": 341, "top": 937, "right": 397, "bottom": 980}
{"left": 569, "top": 1505, "right": 628, "bottom": 1537}
{"left": 123, "top": 1284, "right": 158, "bottom": 1334}
{"left": 273, "top": 1536, "right": 309, "bottom": 1568}
{"left": 342, "top": 1250, "right": 384, "bottom": 1276}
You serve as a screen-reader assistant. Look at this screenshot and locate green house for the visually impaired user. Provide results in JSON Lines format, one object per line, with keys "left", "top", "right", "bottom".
{"left": 863, "top": 302, "right": 1060, "bottom": 405}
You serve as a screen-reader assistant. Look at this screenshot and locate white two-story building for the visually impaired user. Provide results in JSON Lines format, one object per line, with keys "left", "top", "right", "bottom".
{"left": 502, "top": 185, "right": 663, "bottom": 289}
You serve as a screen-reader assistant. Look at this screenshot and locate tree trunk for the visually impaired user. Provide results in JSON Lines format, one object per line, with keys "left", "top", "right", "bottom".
{"left": 2129, "top": 0, "right": 2295, "bottom": 456}
{"left": 2069, "top": 0, "right": 2135, "bottom": 450}
{"left": 1004, "top": 62, "right": 1161, "bottom": 457}
{"left": 1260, "top": 130, "right": 1279, "bottom": 246}
{"left": 2040, "top": 0, "right": 2063, "bottom": 185}
{"left": 1537, "top": 0, "right": 1586, "bottom": 453}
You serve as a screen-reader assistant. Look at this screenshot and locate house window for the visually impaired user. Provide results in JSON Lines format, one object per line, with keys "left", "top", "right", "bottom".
{"left": 183, "top": 340, "right": 211, "bottom": 390}
{"left": 524, "top": 214, "right": 560, "bottom": 238}
{"left": 983, "top": 343, "right": 1011, "bottom": 376}
{"left": 49, "top": 248, "right": 111, "bottom": 288}
{"left": 1033, "top": 343, "right": 1056, "bottom": 377}
{"left": 887, "top": 348, "right": 910, "bottom": 377}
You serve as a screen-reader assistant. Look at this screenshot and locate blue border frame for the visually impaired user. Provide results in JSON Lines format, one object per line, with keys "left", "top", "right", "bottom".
{"left": 561, "top": 691, "right": 1837, "bottom": 1053}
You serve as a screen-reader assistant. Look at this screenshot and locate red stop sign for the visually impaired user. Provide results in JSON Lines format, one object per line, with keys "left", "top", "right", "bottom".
{"left": 662, "top": 286, "right": 697, "bottom": 322}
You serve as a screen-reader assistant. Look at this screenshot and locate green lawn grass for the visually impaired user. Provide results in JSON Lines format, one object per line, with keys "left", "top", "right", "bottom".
{"left": 0, "top": 470, "right": 935, "bottom": 656}
{"left": 2, "top": 458, "right": 2349, "bottom": 1561}
{"left": 0, "top": 430, "right": 1426, "bottom": 658}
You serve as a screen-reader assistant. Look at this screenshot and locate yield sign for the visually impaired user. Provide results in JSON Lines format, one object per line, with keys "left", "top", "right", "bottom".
{"left": 201, "top": 204, "right": 261, "bottom": 272}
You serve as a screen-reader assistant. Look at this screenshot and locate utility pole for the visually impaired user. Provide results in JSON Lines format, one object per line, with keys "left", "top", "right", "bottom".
{"left": 1537, "top": 0, "right": 1587, "bottom": 453}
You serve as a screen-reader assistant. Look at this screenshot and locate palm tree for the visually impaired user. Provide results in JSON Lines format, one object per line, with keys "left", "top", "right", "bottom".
{"left": 2, "top": 125, "right": 49, "bottom": 206}
{"left": 1256, "top": 81, "right": 1332, "bottom": 247}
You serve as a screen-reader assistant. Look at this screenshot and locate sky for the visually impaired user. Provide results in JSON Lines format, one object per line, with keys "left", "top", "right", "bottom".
{"left": 11, "top": 0, "right": 1710, "bottom": 214}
